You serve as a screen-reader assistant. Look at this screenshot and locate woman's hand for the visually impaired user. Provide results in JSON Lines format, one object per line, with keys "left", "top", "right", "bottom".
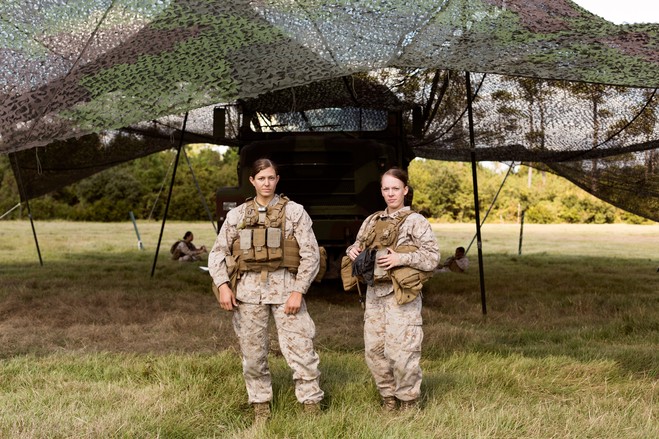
{"left": 348, "top": 246, "right": 362, "bottom": 262}
{"left": 376, "top": 247, "right": 401, "bottom": 270}
{"left": 284, "top": 291, "right": 303, "bottom": 315}
{"left": 219, "top": 283, "right": 238, "bottom": 311}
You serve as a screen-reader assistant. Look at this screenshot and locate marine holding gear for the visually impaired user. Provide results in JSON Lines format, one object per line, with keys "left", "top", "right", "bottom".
{"left": 346, "top": 167, "right": 439, "bottom": 411}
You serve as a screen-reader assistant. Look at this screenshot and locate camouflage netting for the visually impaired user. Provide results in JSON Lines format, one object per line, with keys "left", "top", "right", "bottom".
{"left": 1, "top": 0, "right": 658, "bottom": 220}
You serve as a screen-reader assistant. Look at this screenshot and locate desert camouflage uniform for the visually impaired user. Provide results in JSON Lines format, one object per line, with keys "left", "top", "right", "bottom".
{"left": 437, "top": 255, "right": 469, "bottom": 273}
{"left": 208, "top": 195, "right": 324, "bottom": 404}
{"left": 347, "top": 206, "right": 439, "bottom": 402}
{"left": 174, "top": 241, "right": 202, "bottom": 262}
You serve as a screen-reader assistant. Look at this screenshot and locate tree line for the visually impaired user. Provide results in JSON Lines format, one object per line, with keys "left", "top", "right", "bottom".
{"left": 0, "top": 147, "right": 650, "bottom": 224}
{"left": 408, "top": 160, "right": 647, "bottom": 224}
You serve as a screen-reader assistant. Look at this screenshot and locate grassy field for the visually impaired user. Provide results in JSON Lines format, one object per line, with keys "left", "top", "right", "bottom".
{"left": 0, "top": 220, "right": 658, "bottom": 438}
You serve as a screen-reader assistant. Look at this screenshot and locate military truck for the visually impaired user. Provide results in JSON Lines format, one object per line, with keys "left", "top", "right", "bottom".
{"left": 215, "top": 84, "right": 415, "bottom": 278}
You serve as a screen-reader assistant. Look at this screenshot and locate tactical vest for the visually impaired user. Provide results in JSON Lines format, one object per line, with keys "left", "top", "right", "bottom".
{"left": 360, "top": 209, "right": 415, "bottom": 250}
{"left": 359, "top": 209, "right": 414, "bottom": 282}
{"left": 360, "top": 209, "right": 434, "bottom": 304}
{"left": 230, "top": 196, "right": 301, "bottom": 279}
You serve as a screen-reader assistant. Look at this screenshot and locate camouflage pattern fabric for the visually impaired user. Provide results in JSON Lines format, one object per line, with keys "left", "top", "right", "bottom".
{"left": 437, "top": 255, "right": 470, "bottom": 273}
{"left": 233, "top": 301, "right": 323, "bottom": 404}
{"left": 208, "top": 194, "right": 323, "bottom": 404}
{"left": 348, "top": 206, "right": 439, "bottom": 401}
{"left": 364, "top": 293, "right": 423, "bottom": 401}
{"left": 208, "top": 194, "right": 320, "bottom": 303}
{"left": 347, "top": 207, "right": 440, "bottom": 298}
{"left": 173, "top": 241, "right": 202, "bottom": 262}
{"left": 4, "top": 0, "right": 659, "bottom": 156}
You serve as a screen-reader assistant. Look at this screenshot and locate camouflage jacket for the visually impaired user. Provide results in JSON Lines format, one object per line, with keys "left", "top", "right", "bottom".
{"left": 208, "top": 195, "right": 320, "bottom": 304}
{"left": 347, "top": 206, "right": 440, "bottom": 298}
{"left": 171, "top": 240, "right": 197, "bottom": 260}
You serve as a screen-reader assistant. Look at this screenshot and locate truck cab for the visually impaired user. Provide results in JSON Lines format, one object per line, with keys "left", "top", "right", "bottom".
{"left": 216, "top": 102, "right": 414, "bottom": 278}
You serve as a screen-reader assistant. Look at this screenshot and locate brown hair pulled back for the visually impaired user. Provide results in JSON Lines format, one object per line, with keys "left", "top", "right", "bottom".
{"left": 382, "top": 167, "right": 408, "bottom": 186}
{"left": 251, "top": 158, "right": 279, "bottom": 178}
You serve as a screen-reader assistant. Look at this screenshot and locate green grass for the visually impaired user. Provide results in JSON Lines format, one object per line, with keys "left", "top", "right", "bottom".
{"left": 0, "top": 220, "right": 658, "bottom": 438}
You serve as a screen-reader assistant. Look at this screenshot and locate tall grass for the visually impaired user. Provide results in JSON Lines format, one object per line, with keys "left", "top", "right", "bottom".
{"left": 0, "top": 220, "right": 657, "bottom": 438}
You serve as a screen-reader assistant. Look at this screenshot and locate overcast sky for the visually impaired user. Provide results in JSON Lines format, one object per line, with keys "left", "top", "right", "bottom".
{"left": 572, "top": 0, "right": 659, "bottom": 24}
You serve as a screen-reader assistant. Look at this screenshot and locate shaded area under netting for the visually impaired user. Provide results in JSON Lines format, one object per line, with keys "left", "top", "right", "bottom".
{"left": 1, "top": 1, "right": 658, "bottom": 220}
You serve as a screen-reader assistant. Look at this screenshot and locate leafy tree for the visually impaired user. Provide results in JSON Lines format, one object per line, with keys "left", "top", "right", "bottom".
{"left": 1, "top": 149, "right": 650, "bottom": 224}
{"left": 162, "top": 146, "right": 238, "bottom": 221}
{"left": 0, "top": 141, "right": 238, "bottom": 222}
{"left": 409, "top": 159, "right": 477, "bottom": 221}
{"left": 0, "top": 155, "right": 20, "bottom": 215}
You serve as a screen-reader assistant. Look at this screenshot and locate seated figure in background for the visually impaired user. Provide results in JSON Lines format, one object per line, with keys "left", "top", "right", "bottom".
{"left": 171, "top": 231, "right": 207, "bottom": 262}
{"left": 436, "top": 246, "right": 469, "bottom": 273}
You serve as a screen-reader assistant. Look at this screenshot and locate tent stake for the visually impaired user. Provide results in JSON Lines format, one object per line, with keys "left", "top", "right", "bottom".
{"left": 465, "top": 72, "right": 487, "bottom": 315}
{"left": 129, "top": 211, "right": 144, "bottom": 250}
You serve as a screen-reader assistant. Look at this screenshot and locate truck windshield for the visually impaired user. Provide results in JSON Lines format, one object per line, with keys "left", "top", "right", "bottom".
{"left": 253, "top": 107, "right": 388, "bottom": 132}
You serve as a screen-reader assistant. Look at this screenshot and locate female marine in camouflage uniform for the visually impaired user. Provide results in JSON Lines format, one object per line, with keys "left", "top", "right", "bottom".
{"left": 208, "top": 159, "right": 324, "bottom": 420}
{"left": 347, "top": 167, "right": 439, "bottom": 411}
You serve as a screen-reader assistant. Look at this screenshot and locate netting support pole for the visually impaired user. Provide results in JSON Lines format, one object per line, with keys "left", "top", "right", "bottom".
{"left": 182, "top": 147, "right": 217, "bottom": 233}
{"left": 465, "top": 72, "right": 487, "bottom": 315}
{"left": 151, "top": 113, "right": 188, "bottom": 278}
{"left": 0, "top": 202, "right": 21, "bottom": 220}
{"left": 465, "top": 161, "right": 515, "bottom": 255}
{"left": 518, "top": 210, "right": 525, "bottom": 256}
{"left": 148, "top": 153, "right": 176, "bottom": 220}
{"left": 9, "top": 152, "right": 43, "bottom": 266}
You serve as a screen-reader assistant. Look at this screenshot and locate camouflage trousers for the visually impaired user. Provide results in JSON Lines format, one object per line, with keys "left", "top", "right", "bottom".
{"left": 364, "top": 290, "right": 423, "bottom": 401}
{"left": 232, "top": 300, "right": 324, "bottom": 404}
{"left": 177, "top": 254, "right": 200, "bottom": 262}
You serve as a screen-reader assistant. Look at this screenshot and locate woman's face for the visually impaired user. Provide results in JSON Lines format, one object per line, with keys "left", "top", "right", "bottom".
{"left": 249, "top": 166, "right": 279, "bottom": 201}
{"left": 381, "top": 174, "right": 408, "bottom": 212}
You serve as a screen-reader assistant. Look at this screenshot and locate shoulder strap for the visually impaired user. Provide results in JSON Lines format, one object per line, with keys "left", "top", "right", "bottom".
{"left": 358, "top": 211, "right": 383, "bottom": 248}
{"left": 266, "top": 195, "right": 289, "bottom": 228}
{"left": 393, "top": 209, "right": 414, "bottom": 227}
{"left": 243, "top": 199, "right": 259, "bottom": 226}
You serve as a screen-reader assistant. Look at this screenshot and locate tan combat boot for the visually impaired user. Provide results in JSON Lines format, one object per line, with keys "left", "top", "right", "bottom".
{"left": 399, "top": 398, "right": 419, "bottom": 411}
{"left": 382, "top": 396, "right": 397, "bottom": 411}
{"left": 303, "top": 402, "right": 321, "bottom": 414}
{"left": 252, "top": 402, "right": 271, "bottom": 422}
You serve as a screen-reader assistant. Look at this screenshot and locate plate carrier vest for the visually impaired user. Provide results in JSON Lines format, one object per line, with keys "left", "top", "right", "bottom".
{"left": 354, "top": 208, "right": 434, "bottom": 305}
{"left": 359, "top": 209, "right": 414, "bottom": 282}
{"left": 229, "top": 195, "right": 301, "bottom": 284}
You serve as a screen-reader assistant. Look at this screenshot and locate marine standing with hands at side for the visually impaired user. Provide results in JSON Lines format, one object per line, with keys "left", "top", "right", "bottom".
{"left": 347, "top": 167, "right": 439, "bottom": 411}
{"left": 208, "top": 158, "right": 324, "bottom": 422}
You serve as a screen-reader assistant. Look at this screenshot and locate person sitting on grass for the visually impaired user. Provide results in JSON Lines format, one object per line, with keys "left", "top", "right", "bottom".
{"left": 171, "top": 231, "right": 207, "bottom": 262}
{"left": 436, "top": 246, "right": 469, "bottom": 273}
